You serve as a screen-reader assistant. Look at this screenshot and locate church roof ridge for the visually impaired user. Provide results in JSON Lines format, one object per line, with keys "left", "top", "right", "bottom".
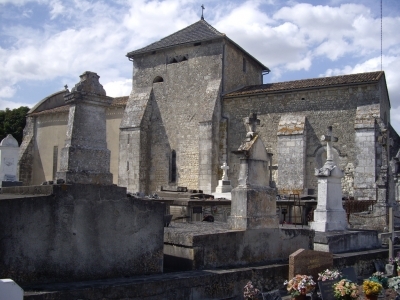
{"left": 29, "top": 96, "right": 129, "bottom": 116}
{"left": 127, "top": 19, "right": 224, "bottom": 57}
{"left": 224, "top": 71, "right": 385, "bottom": 97}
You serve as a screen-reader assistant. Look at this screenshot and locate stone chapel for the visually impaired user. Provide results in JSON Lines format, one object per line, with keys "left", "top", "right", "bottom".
{"left": 18, "top": 19, "right": 400, "bottom": 204}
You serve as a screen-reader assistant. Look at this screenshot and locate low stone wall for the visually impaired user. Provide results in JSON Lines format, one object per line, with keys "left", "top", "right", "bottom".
{"left": 0, "top": 184, "right": 165, "bottom": 285}
{"left": 164, "top": 222, "right": 314, "bottom": 270}
{"left": 23, "top": 247, "right": 391, "bottom": 300}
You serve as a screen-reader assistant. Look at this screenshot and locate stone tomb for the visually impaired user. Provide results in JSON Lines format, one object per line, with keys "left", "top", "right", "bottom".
{"left": 163, "top": 114, "right": 311, "bottom": 271}
{"left": 0, "top": 181, "right": 165, "bottom": 285}
{"left": 289, "top": 248, "right": 333, "bottom": 282}
{"left": 0, "top": 279, "right": 23, "bottom": 300}
{"left": 310, "top": 126, "right": 380, "bottom": 253}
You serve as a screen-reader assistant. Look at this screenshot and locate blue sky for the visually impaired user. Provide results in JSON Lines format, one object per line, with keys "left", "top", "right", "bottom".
{"left": 1, "top": 0, "right": 400, "bottom": 132}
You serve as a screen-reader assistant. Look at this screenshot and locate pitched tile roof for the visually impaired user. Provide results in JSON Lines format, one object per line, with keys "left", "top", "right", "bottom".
{"left": 127, "top": 20, "right": 225, "bottom": 57}
{"left": 29, "top": 96, "right": 129, "bottom": 116}
{"left": 225, "top": 71, "right": 384, "bottom": 97}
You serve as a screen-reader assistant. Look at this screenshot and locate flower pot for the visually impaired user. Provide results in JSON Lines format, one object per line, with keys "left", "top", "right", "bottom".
{"left": 365, "top": 294, "right": 378, "bottom": 300}
{"left": 292, "top": 295, "right": 306, "bottom": 300}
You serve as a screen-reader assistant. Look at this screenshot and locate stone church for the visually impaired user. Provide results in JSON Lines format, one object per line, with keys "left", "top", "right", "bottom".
{"left": 18, "top": 19, "right": 400, "bottom": 204}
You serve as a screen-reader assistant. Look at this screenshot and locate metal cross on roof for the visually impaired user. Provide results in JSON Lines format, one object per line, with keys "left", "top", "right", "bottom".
{"left": 201, "top": 4, "right": 205, "bottom": 20}
{"left": 321, "top": 126, "right": 338, "bottom": 164}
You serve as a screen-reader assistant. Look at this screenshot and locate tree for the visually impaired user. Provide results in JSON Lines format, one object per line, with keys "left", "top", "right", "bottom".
{"left": 0, "top": 106, "right": 30, "bottom": 146}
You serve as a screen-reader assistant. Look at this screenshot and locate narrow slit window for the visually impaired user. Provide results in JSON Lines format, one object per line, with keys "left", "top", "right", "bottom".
{"left": 170, "top": 150, "right": 177, "bottom": 183}
{"left": 243, "top": 58, "right": 247, "bottom": 73}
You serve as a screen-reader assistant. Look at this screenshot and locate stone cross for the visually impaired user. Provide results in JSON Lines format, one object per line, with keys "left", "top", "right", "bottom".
{"left": 321, "top": 126, "right": 338, "bottom": 166}
{"left": 245, "top": 113, "right": 260, "bottom": 141}
{"left": 201, "top": 4, "right": 205, "bottom": 20}
{"left": 221, "top": 162, "right": 229, "bottom": 180}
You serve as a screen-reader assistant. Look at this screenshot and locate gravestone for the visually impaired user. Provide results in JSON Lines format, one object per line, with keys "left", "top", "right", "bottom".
{"left": 215, "top": 162, "right": 232, "bottom": 193}
{"left": 289, "top": 248, "right": 333, "bottom": 282}
{"left": 318, "top": 279, "right": 339, "bottom": 300}
{"left": 0, "top": 279, "right": 23, "bottom": 300}
{"left": 341, "top": 267, "right": 357, "bottom": 283}
{"left": 262, "top": 289, "right": 282, "bottom": 300}
{"left": 229, "top": 113, "right": 279, "bottom": 229}
{"left": 374, "top": 260, "right": 386, "bottom": 273}
{"left": 310, "top": 126, "right": 347, "bottom": 232}
{"left": 386, "top": 264, "right": 394, "bottom": 276}
{"left": 0, "top": 134, "right": 22, "bottom": 187}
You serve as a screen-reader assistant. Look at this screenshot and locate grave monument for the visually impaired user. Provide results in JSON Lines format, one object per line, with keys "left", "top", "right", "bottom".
{"left": 164, "top": 113, "right": 311, "bottom": 270}
{"left": 0, "top": 72, "right": 165, "bottom": 285}
{"left": 214, "top": 162, "right": 233, "bottom": 194}
{"left": 229, "top": 113, "right": 279, "bottom": 229}
{"left": 310, "top": 126, "right": 380, "bottom": 253}
{"left": 56, "top": 71, "right": 113, "bottom": 185}
{"left": 0, "top": 134, "right": 22, "bottom": 188}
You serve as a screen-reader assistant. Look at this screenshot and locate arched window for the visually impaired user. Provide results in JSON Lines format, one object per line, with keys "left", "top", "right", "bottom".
{"left": 153, "top": 76, "right": 164, "bottom": 83}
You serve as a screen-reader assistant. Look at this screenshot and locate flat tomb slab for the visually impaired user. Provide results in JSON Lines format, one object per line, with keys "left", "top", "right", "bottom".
{"left": 313, "top": 230, "right": 380, "bottom": 253}
{"left": 164, "top": 221, "right": 313, "bottom": 270}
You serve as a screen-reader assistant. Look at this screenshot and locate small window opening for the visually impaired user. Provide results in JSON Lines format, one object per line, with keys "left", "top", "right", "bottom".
{"left": 194, "top": 42, "right": 201, "bottom": 46}
{"left": 243, "top": 58, "right": 247, "bottom": 73}
{"left": 182, "top": 56, "right": 188, "bottom": 61}
{"left": 153, "top": 76, "right": 164, "bottom": 83}
{"left": 127, "top": 161, "right": 129, "bottom": 171}
{"left": 170, "top": 150, "right": 177, "bottom": 183}
{"left": 301, "top": 97, "right": 305, "bottom": 100}
{"left": 151, "top": 51, "right": 156, "bottom": 55}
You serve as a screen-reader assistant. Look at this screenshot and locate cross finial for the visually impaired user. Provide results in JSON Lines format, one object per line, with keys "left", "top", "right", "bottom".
{"left": 244, "top": 113, "right": 260, "bottom": 141}
{"left": 201, "top": 4, "right": 205, "bottom": 20}
{"left": 64, "top": 84, "right": 68, "bottom": 90}
{"left": 321, "top": 125, "right": 338, "bottom": 164}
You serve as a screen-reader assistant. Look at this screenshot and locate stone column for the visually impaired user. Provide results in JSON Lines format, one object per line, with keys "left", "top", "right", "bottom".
{"left": 276, "top": 114, "right": 306, "bottom": 195}
{"left": 56, "top": 71, "right": 113, "bottom": 185}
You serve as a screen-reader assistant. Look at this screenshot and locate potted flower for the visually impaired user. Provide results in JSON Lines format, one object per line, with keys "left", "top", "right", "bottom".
{"left": 243, "top": 281, "right": 260, "bottom": 300}
{"left": 333, "top": 279, "right": 359, "bottom": 300}
{"left": 369, "top": 272, "right": 388, "bottom": 289}
{"left": 388, "top": 276, "right": 400, "bottom": 291}
{"left": 363, "top": 279, "right": 383, "bottom": 300}
{"left": 284, "top": 274, "right": 316, "bottom": 300}
{"left": 318, "top": 269, "right": 342, "bottom": 281}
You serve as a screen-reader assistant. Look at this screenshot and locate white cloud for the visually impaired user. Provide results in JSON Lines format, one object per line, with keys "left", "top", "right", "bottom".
{"left": 104, "top": 79, "right": 132, "bottom": 98}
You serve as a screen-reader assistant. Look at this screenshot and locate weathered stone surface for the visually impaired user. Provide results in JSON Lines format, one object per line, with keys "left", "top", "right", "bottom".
{"left": 56, "top": 71, "right": 114, "bottom": 185}
{"left": 22, "top": 247, "right": 390, "bottom": 300}
{"left": 164, "top": 221, "right": 313, "bottom": 270}
{"left": 313, "top": 230, "right": 380, "bottom": 253}
{"left": 289, "top": 248, "right": 333, "bottom": 281}
{"left": 0, "top": 184, "right": 165, "bottom": 284}
{"left": 0, "top": 279, "right": 23, "bottom": 300}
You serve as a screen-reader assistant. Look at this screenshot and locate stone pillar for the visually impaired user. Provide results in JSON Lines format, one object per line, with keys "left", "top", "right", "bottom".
{"left": 0, "top": 134, "right": 22, "bottom": 186}
{"left": 198, "top": 120, "right": 213, "bottom": 193}
{"left": 276, "top": 114, "right": 306, "bottom": 195}
{"left": 353, "top": 105, "right": 379, "bottom": 200}
{"left": 310, "top": 126, "right": 347, "bottom": 232}
{"left": 56, "top": 71, "right": 113, "bottom": 185}
{"left": 228, "top": 113, "right": 278, "bottom": 230}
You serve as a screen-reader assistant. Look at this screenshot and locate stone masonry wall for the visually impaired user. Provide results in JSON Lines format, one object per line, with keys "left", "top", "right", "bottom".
{"left": 123, "top": 41, "right": 223, "bottom": 193}
{"left": 223, "top": 82, "right": 382, "bottom": 194}
{"left": 277, "top": 114, "right": 306, "bottom": 195}
{"left": 223, "top": 41, "right": 263, "bottom": 94}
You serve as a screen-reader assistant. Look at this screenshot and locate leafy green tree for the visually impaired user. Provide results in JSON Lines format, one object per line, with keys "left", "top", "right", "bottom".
{"left": 0, "top": 106, "right": 30, "bottom": 146}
